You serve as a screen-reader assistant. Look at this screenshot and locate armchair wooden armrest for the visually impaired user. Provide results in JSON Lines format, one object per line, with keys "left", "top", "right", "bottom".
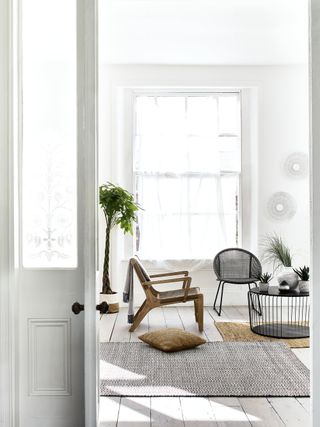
{"left": 149, "top": 271, "right": 189, "bottom": 278}
{"left": 143, "top": 276, "right": 191, "bottom": 286}
{"left": 143, "top": 276, "right": 192, "bottom": 302}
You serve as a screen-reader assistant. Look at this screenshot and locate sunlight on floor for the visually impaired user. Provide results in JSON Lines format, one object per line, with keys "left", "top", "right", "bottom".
{"left": 211, "top": 401, "right": 260, "bottom": 423}
{"left": 100, "top": 360, "right": 146, "bottom": 381}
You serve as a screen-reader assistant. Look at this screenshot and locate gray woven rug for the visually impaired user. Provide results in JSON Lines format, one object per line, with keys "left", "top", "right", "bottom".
{"left": 100, "top": 342, "right": 309, "bottom": 397}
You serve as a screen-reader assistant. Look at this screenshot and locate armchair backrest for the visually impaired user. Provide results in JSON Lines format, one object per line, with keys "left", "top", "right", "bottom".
{"left": 213, "top": 248, "right": 262, "bottom": 280}
{"left": 130, "top": 256, "right": 157, "bottom": 301}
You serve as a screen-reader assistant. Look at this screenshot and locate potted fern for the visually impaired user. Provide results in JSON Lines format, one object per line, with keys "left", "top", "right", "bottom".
{"left": 261, "top": 234, "right": 299, "bottom": 290}
{"left": 99, "top": 182, "right": 141, "bottom": 309}
{"left": 258, "top": 272, "right": 272, "bottom": 292}
{"left": 293, "top": 266, "right": 310, "bottom": 292}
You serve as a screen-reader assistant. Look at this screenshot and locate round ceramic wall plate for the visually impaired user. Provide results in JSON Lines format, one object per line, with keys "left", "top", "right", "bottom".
{"left": 267, "top": 192, "right": 297, "bottom": 221}
{"left": 284, "top": 152, "right": 308, "bottom": 178}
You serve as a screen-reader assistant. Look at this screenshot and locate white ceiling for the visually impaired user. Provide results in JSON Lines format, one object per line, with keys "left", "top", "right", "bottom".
{"left": 99, "top": 0, "right": 308, "bottom": 65}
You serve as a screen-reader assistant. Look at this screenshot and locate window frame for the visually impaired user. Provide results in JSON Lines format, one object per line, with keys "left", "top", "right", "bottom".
{"left": 131, "top": 89, "right": 243, "bottom": 261}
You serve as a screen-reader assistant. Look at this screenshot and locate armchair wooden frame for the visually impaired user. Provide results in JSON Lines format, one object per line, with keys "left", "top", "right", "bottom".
{"left": 129, "top": 257, "right": 204, "bottom": 333}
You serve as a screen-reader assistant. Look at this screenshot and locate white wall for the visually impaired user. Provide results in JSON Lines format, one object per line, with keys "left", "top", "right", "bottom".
{"left": 99, "top": 0, "right": 308, "bottom": 65}
{"left": 98, "top": 64, "right": 309, "bottom": 306}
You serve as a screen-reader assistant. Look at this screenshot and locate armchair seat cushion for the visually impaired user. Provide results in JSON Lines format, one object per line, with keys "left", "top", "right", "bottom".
{"left": 138, "top": 328, "right": 206, "bottom": 352}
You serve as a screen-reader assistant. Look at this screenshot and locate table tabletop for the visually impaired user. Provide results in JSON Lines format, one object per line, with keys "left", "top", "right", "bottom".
{"left": 249, "top": 285, "right": 309, "bottom": 297}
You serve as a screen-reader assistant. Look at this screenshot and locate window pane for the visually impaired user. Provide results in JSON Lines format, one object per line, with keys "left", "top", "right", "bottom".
{"left": 134, "top": 93, "right": 241, "bottom": 260}
{"left": 187, "top": 136, "right": 220, "bottom": 172}
{"left": 187, "top": 96, "right": 217, "bottom": 136}
{"left": 157, "top": 97, "right": 186, "bottom": 136}
{"left": 22, "top": 0, "right": 77, "bottom": 267}
{"left": 218, "top": 95, "right": 241, "bottom": 136}
{"left": 218, "top": 137, "right": 241, "bottom": 171}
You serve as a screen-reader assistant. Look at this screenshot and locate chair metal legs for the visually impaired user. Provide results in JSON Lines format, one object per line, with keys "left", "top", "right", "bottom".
{"left": 248, "top": 283, "right": 262, "bottom": 316}
{"left": 213, "top": 281, "right": 225, "bottom": 316}
{"left": 214, "top": 282, "right": 262, "bottom": 317}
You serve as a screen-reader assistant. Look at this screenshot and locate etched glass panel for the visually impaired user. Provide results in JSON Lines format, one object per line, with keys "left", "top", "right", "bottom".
{"left": 22, "top": 0, "right": 77, "bottom": 267}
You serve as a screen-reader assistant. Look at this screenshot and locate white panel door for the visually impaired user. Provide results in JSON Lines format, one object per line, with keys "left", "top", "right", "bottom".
{"left": 3, "top": 0, "right": 99, "bottom": 425}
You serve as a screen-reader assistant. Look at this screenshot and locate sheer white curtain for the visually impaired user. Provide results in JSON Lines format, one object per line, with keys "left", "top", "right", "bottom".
{"left": 134, "top": 94, "right": 241, "bottom": 271}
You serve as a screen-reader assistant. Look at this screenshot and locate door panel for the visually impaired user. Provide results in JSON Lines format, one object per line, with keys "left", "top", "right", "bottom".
{"left": 19, "top": 271, "right": 84, "bottom": 426}
{"left": 17, "top": 0, "right": 98, "bottom": 425}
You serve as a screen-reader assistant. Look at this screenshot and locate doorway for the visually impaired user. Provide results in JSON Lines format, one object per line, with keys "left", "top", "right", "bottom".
{"left": 98, "top": 1, "right": 310, "bottom": 425}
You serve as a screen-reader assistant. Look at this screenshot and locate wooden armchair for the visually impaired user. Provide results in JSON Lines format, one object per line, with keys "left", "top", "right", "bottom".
{"left": 129, "top": 256, "right": 203, "bottom": 332}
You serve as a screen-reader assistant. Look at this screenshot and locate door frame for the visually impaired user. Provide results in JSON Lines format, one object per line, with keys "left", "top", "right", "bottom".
{"left": 0, "top": 0, "right": 18, "bottom": 425}
{"left": 0, "top": 0, "right": 99, "bottom": 425}
{"left": 311, "top": 1, "right": 320, "bottom": 426}
{"left": 77, "top": 0, "right": 99, "bottom": 425}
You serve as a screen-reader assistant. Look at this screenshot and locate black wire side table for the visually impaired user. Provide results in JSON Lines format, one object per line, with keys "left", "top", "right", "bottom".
{"left": 248, "top": 286, "right": 310, "bottom": 339}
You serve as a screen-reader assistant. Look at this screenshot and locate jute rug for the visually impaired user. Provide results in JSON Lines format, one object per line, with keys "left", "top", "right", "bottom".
{"left": 100, "top": 342, "right": 309, "bottom": 397}
{"left": 215, "top": 322, "right": 309, "bottom": 348}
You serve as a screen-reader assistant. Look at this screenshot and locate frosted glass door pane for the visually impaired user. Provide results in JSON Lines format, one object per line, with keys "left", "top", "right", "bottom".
{"left": 22, "top": 0, "right": 77, "bottom": 267}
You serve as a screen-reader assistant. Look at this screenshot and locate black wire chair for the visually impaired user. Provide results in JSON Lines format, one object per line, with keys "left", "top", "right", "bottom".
{"left": 213, "top": 248, "right": 262, "bottom": 316}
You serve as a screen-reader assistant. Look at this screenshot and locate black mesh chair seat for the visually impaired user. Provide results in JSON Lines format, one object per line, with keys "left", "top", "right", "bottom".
{"left": 213, "top": 248, "right": 262, "bottom": 316}
{"left": 221, "top": 277, "right": 259, "bottom": 285}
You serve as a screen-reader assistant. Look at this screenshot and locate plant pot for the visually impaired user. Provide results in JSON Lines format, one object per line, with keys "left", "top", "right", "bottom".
{"left": 100, "top": 292, "right": 119, "bottom": 313}
{"left": 259, "top": 282, "right": 269, "bottom": 292}
{"left": 277, "top": 267, "right": 299, "bottom": 290}
{"left": 298, "top": 280, "right": 309, "bottom": 293}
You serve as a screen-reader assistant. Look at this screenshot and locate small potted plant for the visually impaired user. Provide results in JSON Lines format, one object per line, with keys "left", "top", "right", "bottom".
{"left": 293, "top": 266, "right": 310, "bottom": 292}
{"left": 258, "top": 272, "right": 272, "bottom": 292}
{"left": 261, "top": 234, "right": 299, "bottom": 290}
{"left": 99, "top": 182, "right": 141, "bottom": 311}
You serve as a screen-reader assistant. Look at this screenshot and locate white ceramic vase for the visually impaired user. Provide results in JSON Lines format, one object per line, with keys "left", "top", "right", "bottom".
{"left": 100, "top": 292, "right": 119, "bottom": 313}
{"left": 298, "top": 280, "right": 309, "bottom": 293}
{"left": 277, "top": 266, "right": 299, "bottom": 291}
{"left": 259, "top": 282, "right": 269, "bottom": 292}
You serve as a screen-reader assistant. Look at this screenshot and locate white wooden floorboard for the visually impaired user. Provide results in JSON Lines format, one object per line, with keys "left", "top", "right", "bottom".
{"left": 221, "top": 306, "right": 247, "bottom": 323}
{"left": 296, "top": 397, "right": 310, "bottom": 414}
{"left": 110, "top": 308, "right": 132, "bottom": 342}
{"left": 162, "top": 307, "right": 184, "bottom": 329}
{"left": 268, "top": 398, "right": 309, "bottom": 427}
{"left": 148, "top": 307, "right": 166, "bottom": 331}
{"left": 292, "top": 348, "right": 310, "bottom": 369}
{"left": 239, "top": 397, "right": 285, "bottom": 426}
{"left": 206, "top": 305, "right": 227, "bottom": 322}
{"left": 99, "top": 397, "right": 120, "bottom": 427}
{"left": 210, "top": 398, "right": 241, "bottom": 407}
{"left": 150, "top": 397, "right": 184, "bottom": 427}
{"left": 177, "top": 306, "right": 206, "bottom": 338}
{"left": 130, "top": 313, "right": 149, "bottom": 342}
{"left": 117, "top": 397, "right": 151, "bottom": 426}
{"left": 209, "top": 398, "right": 251, "bottom": 427}
{"left": 204, "top": 308, "right": 223, "bottom": 341}
{"left": 180, "top": 397, "right": 218, "bottom": 426}
{"left": 234, "top": 306, "right": 250, "bottom": 322}
{"left": 100, "top": 312, "right": 118, "bottom": 343}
